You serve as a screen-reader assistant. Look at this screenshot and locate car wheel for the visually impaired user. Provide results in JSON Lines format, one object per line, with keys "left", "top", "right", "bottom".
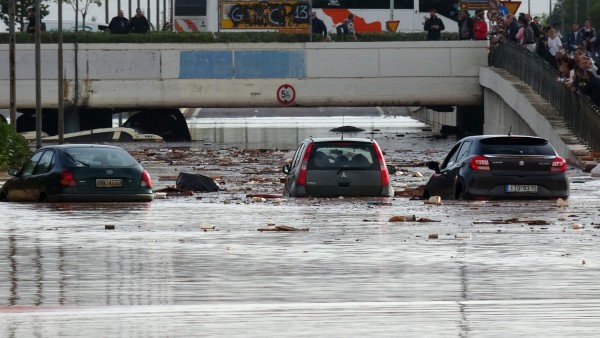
{"left": 455, "top": 184, "right": 472, "bottom": 200}
{"left": 0, "top": 193, "right": 7, "bottom": 202}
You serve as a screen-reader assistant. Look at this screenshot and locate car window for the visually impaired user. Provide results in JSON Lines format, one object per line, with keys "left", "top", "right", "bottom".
{"left": 441, "top": 143, "right": 461, "bottom": 169}
{"left": 308, "top": 142, "right": 377, "bottom": 169}
{"left": 290, "top": 143, "right": 306, "bottom": 169}
{"left": 65, "top": 148, "right": 137, "bottom": 167}
{"left": 480, "top": 138, "right": 555, "bottom": 155}
{"left": 455, "top": 140, "right": 472, "bottom": 162}
{"left": 32, "top": 150, "right": 55, "bottom": 175}
{"left": 21, "top": 151, "right": 44, "bottom": 177}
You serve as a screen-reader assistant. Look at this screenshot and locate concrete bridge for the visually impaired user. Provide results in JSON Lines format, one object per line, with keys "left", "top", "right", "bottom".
{"left": 0, "top": 41, "right": 487, "bottom": 109}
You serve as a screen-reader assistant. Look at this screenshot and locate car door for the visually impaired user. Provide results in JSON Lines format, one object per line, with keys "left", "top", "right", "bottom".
{"left": 284, "top": 142, "right": 306, "bottom": 194}
{"left": 7, "top": 151, "right": 44, "bottom": 201}
{"left": 429, "top": 142, "right": 463, "bottom": 198}
{"left": 305, "top": 142, "right": 381, "bottom": 196}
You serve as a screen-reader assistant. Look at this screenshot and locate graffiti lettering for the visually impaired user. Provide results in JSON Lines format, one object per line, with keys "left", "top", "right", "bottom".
{"left": 222, "top": 1, "right": 310, "bottom": 30}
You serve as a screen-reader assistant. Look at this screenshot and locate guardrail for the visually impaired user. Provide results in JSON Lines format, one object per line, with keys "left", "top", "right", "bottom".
{"left": 489, "top": 41, "right": 600, "bottom": 152}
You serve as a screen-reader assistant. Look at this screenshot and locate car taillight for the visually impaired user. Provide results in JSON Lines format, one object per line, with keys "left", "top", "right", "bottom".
{"left": 470, "top": 155, "right": 490, "bottom": 171}
{"left": 141, "top": 170, "right": 152, "bottom": 188}
{"left": 60, "top": 170, "right": 77, "bottom": 187}
{"left": 551, "top": 156, "right": 567, "bottom": 172}
{"left": 296, "top": 143, "right": 313, "bottom": 186}
{"left": 374, "top": 142, "right": 390, "bottom": 185}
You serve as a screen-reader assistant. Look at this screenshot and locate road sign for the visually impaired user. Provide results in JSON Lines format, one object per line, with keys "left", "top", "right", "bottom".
{"left": 277, "top": 84, "right": 296, "bottom": 105}
{"left": 500, "top": 1, "right": 521, "bottom": 15}
{"left": 386, "top": 20, "right": 399, "bottom": 32}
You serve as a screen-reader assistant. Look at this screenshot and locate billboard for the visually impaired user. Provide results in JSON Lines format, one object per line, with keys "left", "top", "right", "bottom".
{"left": 220, "top": 1, "right": 310, "bottom": 30}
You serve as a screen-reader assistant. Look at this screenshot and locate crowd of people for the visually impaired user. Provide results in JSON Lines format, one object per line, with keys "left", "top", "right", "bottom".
{"left": 484, "top": 13, "right": 599, "bottom": 107}
{"left": 108, "top": 8, "right": 150, "bottom": 34}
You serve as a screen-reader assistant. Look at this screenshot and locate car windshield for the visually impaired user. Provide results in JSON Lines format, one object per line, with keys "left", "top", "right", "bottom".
{"left": 308, "top": 142, "right": 377, "bottom": 169}
{"left": 64, "top": 148, "right": 137, "bottom": 167}
{"left": 480, "top": 137, "right": 556, "bottom": 155}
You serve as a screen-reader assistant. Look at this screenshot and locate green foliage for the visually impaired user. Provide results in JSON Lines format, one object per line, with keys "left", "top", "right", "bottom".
{"left": 0, "top": 0, "right": 50, "bottom": 32}
{"left": 547, "top": 0, "right": 600, "bottom": 31}
{"left": 0, "top": 123, "right": 31, "bottom": 171}
{"left": 0, "top": 30, "right": 459, "bottom": 44}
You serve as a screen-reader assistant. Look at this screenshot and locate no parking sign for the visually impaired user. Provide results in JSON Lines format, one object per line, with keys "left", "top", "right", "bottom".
{"left": 276, "top": 84, "right": 296, "bottom": 105}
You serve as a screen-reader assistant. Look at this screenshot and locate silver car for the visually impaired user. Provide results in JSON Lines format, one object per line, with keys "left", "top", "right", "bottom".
{"left": 282, "top": 137, "right": 396, "bottom": 197}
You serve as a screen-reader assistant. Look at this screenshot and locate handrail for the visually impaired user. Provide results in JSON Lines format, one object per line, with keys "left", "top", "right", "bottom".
{"left": 488, "top": 41, "right": 600, "bottom": 152}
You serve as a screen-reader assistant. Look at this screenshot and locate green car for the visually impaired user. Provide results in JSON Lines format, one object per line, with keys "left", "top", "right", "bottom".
{"left": 0, "top": 144, "right": 153, "bottom": 202}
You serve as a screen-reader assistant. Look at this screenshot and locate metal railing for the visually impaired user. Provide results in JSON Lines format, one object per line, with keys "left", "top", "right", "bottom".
{"left": 488, "top": 41, "right": 600, "bottom": 152}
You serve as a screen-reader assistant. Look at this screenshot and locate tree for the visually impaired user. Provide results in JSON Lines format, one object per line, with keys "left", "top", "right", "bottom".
{"left": 61, "top": 0, "right": 101, "bottom": 32}
{"left": 0, "top": 0, "right": 50, "bottom": 32}
{"left": 548, "top": 0, "right": 600, "bottom": 32}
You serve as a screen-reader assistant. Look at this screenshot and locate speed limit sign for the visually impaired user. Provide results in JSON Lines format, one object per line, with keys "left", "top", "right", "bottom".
{"left": 276, "top": 84, "right": 296, "bottom": 105}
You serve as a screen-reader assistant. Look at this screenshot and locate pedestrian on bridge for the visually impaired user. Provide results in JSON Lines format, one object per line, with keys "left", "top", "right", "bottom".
{"left": 424, "top": 9, "right": 445, "bottom": 40}
{"left": 458, "top": 10, "right": 474, "bottom": 40}
{"left": 109, "top": 9, "right": 130, "bottom": 34}
{"left": 130, "top": 8, "right": 150, "bottom": 34}
{"left": 310, "top": 12, "right": 328, "bottom": 42}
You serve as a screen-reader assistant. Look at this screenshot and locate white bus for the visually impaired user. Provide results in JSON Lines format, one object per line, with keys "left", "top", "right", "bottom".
{"left": 173, "top": 0, "right": 459, "bottom": 33}
{"left": 43, "top": 19, "right": 108, "bottom": 32}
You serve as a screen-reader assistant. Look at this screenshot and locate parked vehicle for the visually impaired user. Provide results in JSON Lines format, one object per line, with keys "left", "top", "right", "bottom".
{"left": 282, "top": 137, "right": 396, "bottom": 197}
{"left": 422, "top": 135, "right": 570, "bottom": 200}
{"left": 0, "top": 144, "right": 153, "bottom": 202}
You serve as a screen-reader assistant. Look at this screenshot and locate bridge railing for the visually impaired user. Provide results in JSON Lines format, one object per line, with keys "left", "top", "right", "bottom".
{"left": 488, "top": 41, "right": 600, "bottom": 152}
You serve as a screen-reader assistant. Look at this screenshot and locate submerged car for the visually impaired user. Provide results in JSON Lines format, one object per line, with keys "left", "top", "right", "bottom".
{"left": 0, "top": 144, "right": 153, "bottom": 202}
{"left": 422, "top": 135, "right": 570, "bottom": 200}
{"left": 282, "top": 137, "right": 396, "bottom": 197}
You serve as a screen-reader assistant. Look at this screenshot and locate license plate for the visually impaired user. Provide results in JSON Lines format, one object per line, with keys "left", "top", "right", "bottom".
{"left": 506, "top": 184, "right": 538, "bottom": 193}
{"left": 96, "top": 179, "right": 122, "bottom": 188}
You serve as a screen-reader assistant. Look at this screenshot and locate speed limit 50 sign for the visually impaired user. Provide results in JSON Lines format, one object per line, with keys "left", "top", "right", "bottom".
{"left": 276, "top": 84, "right": 296, "bottom": 105}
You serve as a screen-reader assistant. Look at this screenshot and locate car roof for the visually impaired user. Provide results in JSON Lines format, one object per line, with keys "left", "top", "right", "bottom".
{"left": 306, "top": 137, "right": 376, "bottom": 144}
{"left": 39, "top": 144, "right": 125, "bottom": 150}
{"left": 460, "top": 135, "right": 548, "bottom": 142}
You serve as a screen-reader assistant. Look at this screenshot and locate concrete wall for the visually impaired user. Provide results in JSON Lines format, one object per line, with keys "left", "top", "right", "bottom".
{"left": 0, "top": 41, "right": 488, "bottom": 109}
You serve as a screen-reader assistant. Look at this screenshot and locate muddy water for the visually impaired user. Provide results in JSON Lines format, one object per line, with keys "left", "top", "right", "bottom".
{"left": 2, "top": 116, "right": 600, "bottom": 337}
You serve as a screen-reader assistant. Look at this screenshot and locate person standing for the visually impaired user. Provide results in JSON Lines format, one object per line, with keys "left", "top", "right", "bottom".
{"left": 108, "top": 9, "right": 129, "bottom": 34}
{"left": 424, "top": 9, "right": 445, "bottom": 41}
{"left": 565, "top": 23, "right": 580, "bottom": 54}
{"left": 473, "top": 12, "right": 488, "bottom": 40}
{"left": 458, "top": 10, "right": 474, "bottom": 40}
{"left": 26, "top": 7, "right": 45, "bottom": 33}
{"left": 130, "top": 8, "right": 150, "bottom": 34}
{"left": 310, "top": 12, "right": 328, "bottom": 41}
{"left": 547, "top": 28, "right": 564, "bottom": 57}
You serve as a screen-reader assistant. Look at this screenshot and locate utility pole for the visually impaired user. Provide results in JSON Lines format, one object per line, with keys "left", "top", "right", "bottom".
{"left": 9, "top": 0, "right": 16, "bottom": 131}
{"left": 35, "top": 0, "right": 42, "bottom": 149}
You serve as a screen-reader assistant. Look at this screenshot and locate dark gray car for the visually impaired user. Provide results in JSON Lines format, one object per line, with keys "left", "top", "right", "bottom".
{"left": 423, "top": 135, "right": 570, "bottom": 200}
{"left": 282, "top": 137, "right": 396, "bottom": 197}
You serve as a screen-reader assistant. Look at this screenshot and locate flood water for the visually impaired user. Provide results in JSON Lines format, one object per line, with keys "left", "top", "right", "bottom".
{"left": 2, "top": 112, "right": 600, "bottom": 337}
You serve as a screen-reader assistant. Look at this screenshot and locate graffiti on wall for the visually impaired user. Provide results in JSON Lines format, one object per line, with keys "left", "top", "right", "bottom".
{"left": 221, "top": 1, "right": 310, "bottom": 30}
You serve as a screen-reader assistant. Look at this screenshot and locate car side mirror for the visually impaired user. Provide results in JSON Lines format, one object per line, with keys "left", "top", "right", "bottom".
{"left": 426, "top": 161, "right": 440, "bottom": 174}
{"left": 387, "top": 164, "right": 397, "bottom": 175}
{"left": 7, "top": 168, "right": 19, "bottom": 176}
{"left": 282, "top": 163, "right": 291, "bottom": 175}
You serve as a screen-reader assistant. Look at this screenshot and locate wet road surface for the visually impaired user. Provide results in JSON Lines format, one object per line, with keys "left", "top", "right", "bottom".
{"left": 2, "top": 117, "right": 600, "bottom": 337}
